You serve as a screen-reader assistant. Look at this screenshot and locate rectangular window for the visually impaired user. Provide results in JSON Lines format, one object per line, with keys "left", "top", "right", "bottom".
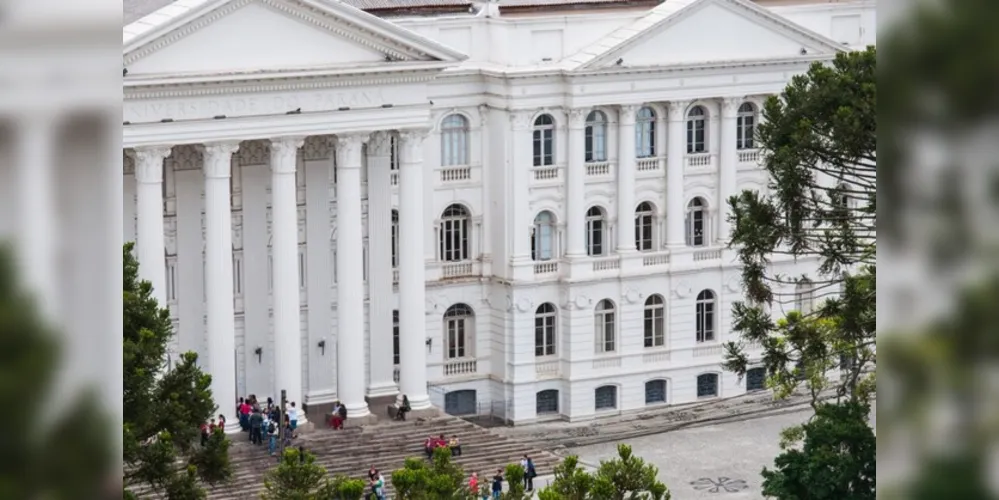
{"left": 393, "top": 310, "right": 400, "bottom": 365}
{"left": 644, "top": 308, "right": 664, "bottom": 347}
{"left": 447, "top": 319, "right": 466, "bottom": 359}
{"left": 596, "top": 313, "right": 615, "bottom": 352}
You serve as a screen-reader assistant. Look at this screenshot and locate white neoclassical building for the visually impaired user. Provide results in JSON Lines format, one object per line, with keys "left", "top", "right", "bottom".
{"left": 122, "top": 0, "right": 876, "bottom": 425}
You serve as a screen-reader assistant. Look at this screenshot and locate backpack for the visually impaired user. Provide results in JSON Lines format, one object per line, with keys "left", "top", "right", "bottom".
{"left": 267, "top": 422, "right": 276, "bottom": 434}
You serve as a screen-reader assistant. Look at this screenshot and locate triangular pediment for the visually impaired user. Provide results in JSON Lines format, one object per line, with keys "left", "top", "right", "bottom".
{"left": 568, "top": 0, "right": 843, "bottom": 71}
{"left": 123, "top": 0, "right": 466, "bottom": 77}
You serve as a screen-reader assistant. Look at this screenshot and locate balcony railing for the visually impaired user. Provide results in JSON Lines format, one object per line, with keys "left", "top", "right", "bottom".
{"left": 686, "top": 152, "right": 712, "bottom": 167}
{"left": 440, "top": 262, "right": 475, "bottom": 279}
{"left": 693, "top": 344, "right": 723, "bottom": 357}
{"left": 535, "top": 360, "right": 559, "bottom": 377}
{"left": 737, "top": 148, "right": 760, "bottom": 164}
{"left": 585, "top": 161, "right": 610, "bottom": 176}
{"left": 591, "top": 256, "right": 620, "bottom": 272}
{"left": 532, "top": 166, "right": 559, "bottom": 181}
{"left": 444, "top": 358, "right": 477, "bottom": 376}
{"left": 693, "top": 249, "right": 722, "bottom": 261}
{"left": 636, "top": 157, "right": 661, "bottom": 172}
{"left": 533, "top": 261, "right": 559, "bottom": 275}
{"left": 641, "top": 251, "right": 670, "bottom": 267}
{"left": 440, "top": 166, "right": 472, "bottom": 183}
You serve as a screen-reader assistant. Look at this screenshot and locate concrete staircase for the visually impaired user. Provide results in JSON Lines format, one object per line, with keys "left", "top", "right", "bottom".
{"left": 203, "top": 416, "right": 561, "bottom": 499}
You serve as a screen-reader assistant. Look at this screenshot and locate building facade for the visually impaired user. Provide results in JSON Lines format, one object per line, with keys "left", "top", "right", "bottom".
{"left": 122, "top": 0, "right": 876, "bottom": 425}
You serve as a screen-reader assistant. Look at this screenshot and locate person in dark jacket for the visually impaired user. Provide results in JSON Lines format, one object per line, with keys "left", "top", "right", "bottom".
{"left": 249, "top": 409, "right": 264, "bottom": 445}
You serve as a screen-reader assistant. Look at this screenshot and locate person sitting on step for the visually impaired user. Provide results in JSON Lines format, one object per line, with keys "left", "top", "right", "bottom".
{"left": 449, "top": 435, "right": 462, "bottom": 456}
{"left": 394, "top": 394, "right": 411, "bottom": 421}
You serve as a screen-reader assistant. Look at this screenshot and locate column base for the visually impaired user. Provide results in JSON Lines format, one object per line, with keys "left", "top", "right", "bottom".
{"left": 406, "top": 392, "right": 432, "bottom": 411}
{"left": 344, "top": 400, "right": 372, "bottom": 418}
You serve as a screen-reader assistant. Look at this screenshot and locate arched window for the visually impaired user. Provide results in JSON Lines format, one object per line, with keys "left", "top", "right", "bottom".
{"left": 391, "top": 209, "right": 399, "bottom": 268}
{"left": 686, "top": 105, "right": 707, "bottom": 153}
{"left": 440, "top": 114, "right": 470, "bottom": 166}
{"left": 696, "top": 373, "right": 719, "bottom": 398}
{"left": 533, "top": 114, "right": 555, "bottom": 166}
{"left": 536, "top": 389, "right": 559, "bottom": 415}
{"left": 443, "top": 303, "right": 474, "bottom": 359}
{"left": 736, "top": 103, "right": 755, "bottom": 150}
{"left": 795, "top": 279, "right": 815, "bottom": 315}
{"left": 439, "top": 204, "right": 470, "bottom": 262}
{"left": 634, "top": 201, "right": 656, "bottom": 251}
{"left": 594, "top": 385, "right": 618, "bottom": 410}
{"left": 685, "top": 197, "right": 708, "bottom": 247}
{"left": 585, "top": 206, "right": 606, "bottom": 257}
{"left": 534, "top": 303, "right": 557, "bottom": 357}
{"left": 392, "top": 310, "right": 400, "bottom": 365}
{"left": 645, "top": 379, "right": 667, "bottom": 404}
{"left": 594, "top": 299, "right": 616, "bottom": 353}
{"left": 644, "top": 294, "right": 665, "bottom": 347}
{"left": 531, "top": 211, "right": 556, "bottom": 262}
{"left": 636, "top": 106, "right": 656, "bottom": 158}
{"left": 585, "top": 111, "right": 608, "bottom": 162}
{"left": 695, "top": 290, "right": 716, "bottom": 342}
{"left": 746, "top": 367, "right": 766, "bottom": 391}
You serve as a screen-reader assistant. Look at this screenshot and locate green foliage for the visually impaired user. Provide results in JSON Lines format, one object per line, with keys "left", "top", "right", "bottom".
{"left": 261, "top": 447, "right": 365, "bottom": 500}
{"left": 391, "top": 447, "right": 471, "bottom": 499}
{"left": 537, "top": 445, "right": 669, "bottom": 500}
{"left": 723, "top": 48, "right": 877, "bottom": 410}
{"left": 123, "top": 242, "right": 232, "bottom": 498}
{"left": 501, "top": 463, "right": 528, "bottom": 500}
{"left": 761, "top": 401, "right": 875, "bottom": 500}
{"left": 0, "top": 243, "right": 113, "bottom": 498}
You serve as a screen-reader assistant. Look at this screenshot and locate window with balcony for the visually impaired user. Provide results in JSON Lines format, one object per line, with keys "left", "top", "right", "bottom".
{"left": 636, "top": 106, "right": 656, "bottom": 158}
{"left": 533, "top": 114, "right": 555, "bottom": 166}
{"left": 736, "top": 103, "right": 756, "bottom": 150}
{"left": 534, "top": 302, "right": 557, "bottom": 357}
{"left": 594, "top": 299, "right": 616, "bottom": 353}
{"left": 585, "top": 110, "right": 608, "bottom": 162}
{"left": 695, "top": 289, "right": 716, "bottom": 342}
{"left": 585, "top": 206, "right": 607, "bottom": 257}
{"left": 531, "top": 211, "right": 556, "bottom": 262}
{"left": 644, "top": 294, "right": 665, "bottom": 347}
{"left": 439, "top": 204, "right": 470, "bottom": 262}
{"left": 685, "top": 197, "right": 708, "bottom": 247}
{"left": 440, "top": 113, "right": 470, "bottom": 166}
{"left": 444, "top": 303, "right": 474, "bottom": 359}
{"left": 686, "top": 105, "right": 707, "bottom": 153}
{"left": 635, "top": 201, "right": 657, "bottom": 251}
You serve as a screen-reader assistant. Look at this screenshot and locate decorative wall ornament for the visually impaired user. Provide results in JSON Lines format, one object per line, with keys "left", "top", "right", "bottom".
{"left": 505, "top": 294, "right": 514, "bottom": 312}
{"left": 270, "top": 136, "right": 305, "bottom": 173}
{"left": 624, "top": 288, "right": 641, "bottom": 304}
{"left": 515, "top": 297, "right": 533, "bottom": 313}
{"left": 618, "top": 104, "right": 640, "bottom": 123}
{"left": 303, "top": 135, "right": 333, "bottom": 161}
{"left": 236, "top": 140, "right": 270, "bottom": 166}
{"left": 672, "top": 280, "right": 693, "bottom": 299}
{"left": 667, "top": 100, "right": 690, "bottom": 120}
{"left": 567, "top": 108, "right": 588, "bottom": 129}
{"left": 725, "top": 275, "right": 742, "bottom": 293}
{"left": 231, "top": 214, "right": 243, "bottom": 250}
{"left": 334, "top": 133, "right": 366, "bottom": 168}
{"left": 398, "top": 129, "right": 429, "bottom": 164}
{"left": 477, "top": 104, "right": 489, "bottom": 127}
{"left": 509, "top": 110, "right": 532, "bottom": 131}
{"left": 169, "top": 144, "right": 203, "bottom": 171}
{"left": 721, "top": 96, "right": 743, "bottom": 115}
{"left": 367, "top": 131, "right": 393, "bottom": 157}
{"left": 133, "top": 146, "right": 173, "bottom": 183}
{"left": 574, "top": 295, "right": 592, "bottom": 310}
{"left": 164, "top": 218, "right": 178, "bottom": 256}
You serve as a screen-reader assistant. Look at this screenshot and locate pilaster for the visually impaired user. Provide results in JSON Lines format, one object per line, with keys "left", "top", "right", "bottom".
{"left": 565, "top": 108, "right": 588, "bottom": 268}
{"left": 666, "top": 101, "right": 689, "bottom": 248}
{"left": 718, "top": 98, "right": 741, "bottom": 244}
{"left": 616, "top": 105, "right": 639, "bottom": 253}
{"left": 509, "top": 111, "right": 533, "bottom": 275}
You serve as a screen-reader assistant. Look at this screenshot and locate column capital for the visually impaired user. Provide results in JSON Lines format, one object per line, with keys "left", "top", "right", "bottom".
{"left": 368, "top": 131, "right": 393, "bottom": 157}
{"left": 270, "top": 136, "right": 305, "bottom": 174}
{"left": 721, "top": 96, "right": 743, "bottom": 116}
{"left": 509, "top": 110, "right": 533, "bottom": 131}
{"left": 201, "top": 142, "right": 240, "bottom": 179}
{"left": 398, "top": 129, "right": 429, "bottom": 164}
{"left": 567, "top": 108, "right": 588, "bottom": 130}
{"left": 335, "top": 133, "right": 367, "bottom": 169}
{"left": 619, "top": 104, "right": 640, "bottom": 125}
{"left": 667, "top": 100, "right": 690, "bottom": 120}
{"left": 133, "top": 146, "right": 172, "bottom": 183}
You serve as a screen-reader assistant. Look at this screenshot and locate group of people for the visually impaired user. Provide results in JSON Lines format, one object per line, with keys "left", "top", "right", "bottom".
{"left": 423, "top": 433, "right": 462, "bottom": 458}
{"left": 236, "top": 395, "right": 299, "bottom": 456}
{"left": 467, "top": 455, "right": 537, "bottom": 499}
{"left": 199, "top": 414, "right": 227, "bottom": 446}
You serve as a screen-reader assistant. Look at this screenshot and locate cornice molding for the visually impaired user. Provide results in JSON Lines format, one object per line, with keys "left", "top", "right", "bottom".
{"left": 124, "top": 0, "right": 434, "bottom": 67}
{"left": 124, "top": 71, "right": 438, "bottom": 100}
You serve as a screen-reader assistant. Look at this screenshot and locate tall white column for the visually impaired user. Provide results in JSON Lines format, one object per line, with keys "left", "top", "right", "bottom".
{"left": 398, "top": 130, "right": 432, "bottom": 410}
{"left": 565, "top": 109, "right": 587, "bottom": 258}
{"left": 666, "top": 101, "right": 689, "bottom": 248}
{"left": 269, "top": 136, "right": 306, "bottom": 422}
{"left": 202, "top": 142, "right": 239, "bottom": 431}
{"left": 616, "top": 105, "right": 639, "bottom": 253}
{"left": 334, "top": 133, "right": 371, "bottom": 417}
{"left": 366, "top": 131, "right": 397, "bottom": 398}
{"left": 17, "top": 115, "right": 56, "bottom": 320}
{"left": 718, "top": 98, "right": 740, "bottom": 244}
{"left": 133, "top": 146, "right": 172, "bottom": 305}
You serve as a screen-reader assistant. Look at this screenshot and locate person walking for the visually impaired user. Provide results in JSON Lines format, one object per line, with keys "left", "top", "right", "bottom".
{"left": 491, "top": 468, "right": 503, "bottom": 499}
{"left": 525, "top": 455, "right": 537, "bottom": 492}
